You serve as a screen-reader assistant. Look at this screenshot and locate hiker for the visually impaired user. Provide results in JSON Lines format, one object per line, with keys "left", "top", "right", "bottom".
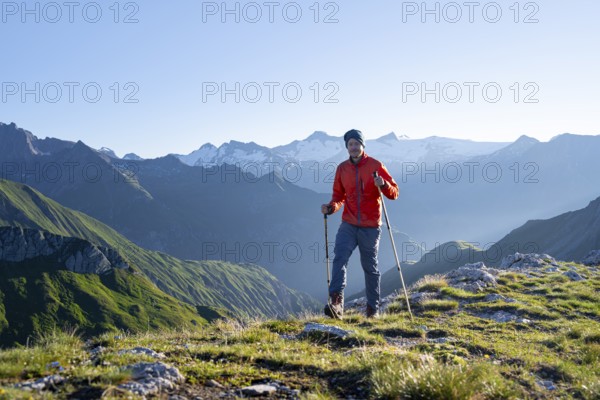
{"left": 320, "top": 129, "right": 399, "bottom": 318}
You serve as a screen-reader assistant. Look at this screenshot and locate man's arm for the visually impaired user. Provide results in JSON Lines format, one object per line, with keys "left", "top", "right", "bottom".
{"left": 328, "top": 165, "right": 346, "bottom": 213}
{"left": 377, "top": 164, "right": 399, "bottom": 200}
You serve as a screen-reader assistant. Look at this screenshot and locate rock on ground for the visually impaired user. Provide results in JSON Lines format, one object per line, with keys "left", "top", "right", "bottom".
{"left": 239, "top": 384, "right": 277, "bottom": 397}
{"left": 302, "top": 322, "right": 354, "bottom": 338}
{"left": 118, "top": 362, "right": 185, "bottom": 397}
{"left": 500, "top": 253, "right": 558, "bottom": 271}
{"left": 118, "top": 347, "right": 166, "bottom": 359}
{"left": 14, "top": 375, "right": 65, "bottom": 391}
{"left": 582, "top": 250, "right": 600, "bottom": 266}
{"left": 444, "top": 262, "right": 500, "bottom": 292}
{"left": 563, "top": 270, "right": 585, "bottom": 281}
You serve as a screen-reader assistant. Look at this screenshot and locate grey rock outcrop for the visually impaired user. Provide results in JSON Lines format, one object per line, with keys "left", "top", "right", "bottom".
{"left": 14, "top": 375, "right": 65, "bottom": 391}
{"left": 444, "top": 262, "right": 500, "bottom": 292}
{"left": 118, "top": 362, "right": 185, "bottom": 397}
{"left": 0, "top": 226, "right": 129, "bottom": 275}
{"left": 477, "top": 311, "right": 530, "bottom": 324}
{"left": 563, "top": 270, "right": 585, "bottom": 281}
{"left": 118, "top": 347, "right": 166, "bottom": 359}
{"left": 240, "top": 384, "right": 277, "bottom": 396}
{"left": 581, "top": 250, "right": 600, "bottom": 266}
{"left": 410, "top": 292, "right": 438, "bottom": 304}
{"left": 499, "top": 253, "right": 558, "bottom": 270}
{"left": 536, "top": 380, "right": 557, "bottom": 391}
{"left": 346, "top": 293, "right": 395, "bottom": 313}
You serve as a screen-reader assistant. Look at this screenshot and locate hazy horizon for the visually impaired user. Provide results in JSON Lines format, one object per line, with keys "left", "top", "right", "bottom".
{"left": 5, "top": 120, "right": 598, "bottom": 160}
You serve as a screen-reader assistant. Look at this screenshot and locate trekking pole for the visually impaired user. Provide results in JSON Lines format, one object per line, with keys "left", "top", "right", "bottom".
{"left": 374, "top": 172, "right": 413, "bottom": 320}
{"left": 323, "top": 213, "right": 333, "bottom": 312}
{"left": 324, "top": 214, "right": 331, "bottom": 288}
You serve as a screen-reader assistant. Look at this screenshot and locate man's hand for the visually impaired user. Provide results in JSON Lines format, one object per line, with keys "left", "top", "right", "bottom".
{"left": 321, "top": 204, "right": 332, "bottom": 215}
{"left": 374, "top": 175, "right": 385, "bottom": 187}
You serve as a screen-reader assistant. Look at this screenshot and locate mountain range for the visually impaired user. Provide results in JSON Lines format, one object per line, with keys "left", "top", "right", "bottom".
{"left": 172, "top": 131, "right": 507, "bottom": 170}
{"left": 2, "top": 121, "right": 600, "bottom": 300}
{"left": 114, "top": 127, "right": 600, "bottom": 248}
{"left": 169, "top": 127, "right": 600, "bottom": 277}
{"left": 0, "top": 123, "right": 423, "bottom": 298}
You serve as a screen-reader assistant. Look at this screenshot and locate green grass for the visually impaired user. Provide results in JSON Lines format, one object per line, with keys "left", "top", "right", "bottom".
{"left": 1, "top": 302, "right": 598, "bottom": 399}
{"left": 585, "top": 334, "right": 600, "bottom": 344}
{"left": 417, "top": 299, "right": 459, "bottom": 312}
{"left": 0, "top": 328, "right": 87, "bottom": 380}
{"left": 370, "top": 358, "right": 522, "bottom": 399}
{"left": 1, "top": 241, "right": 599, "bottom": 399}
{"left": 440, "top": 286, "right": 487, "bottom": 300}
{"left": 413, "top": 274, "right": 449, "bottom": 292}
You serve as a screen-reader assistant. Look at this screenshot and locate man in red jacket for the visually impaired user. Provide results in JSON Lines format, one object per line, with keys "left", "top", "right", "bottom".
{"left": 321, "top": 129, "right": 399, "bottom": 318}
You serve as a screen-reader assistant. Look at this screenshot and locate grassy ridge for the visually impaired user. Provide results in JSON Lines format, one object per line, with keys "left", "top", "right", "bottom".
{"left": 0, "top": 261, "right": 598, "bottom": 398}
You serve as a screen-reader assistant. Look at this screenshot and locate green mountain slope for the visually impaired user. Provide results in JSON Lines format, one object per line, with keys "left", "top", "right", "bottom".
{"left": 0, "top": 235, "right": 203, "bottom": 346}
{"left": 0, "top": 179, "right": 318, "bottom": 320}
{"left": 0, "top": 124, "right": 332, "bottom": 299}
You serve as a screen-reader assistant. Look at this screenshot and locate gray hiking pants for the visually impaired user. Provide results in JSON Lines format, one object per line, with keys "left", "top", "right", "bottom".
{"left": 330, "top": 221, "right": 382, "bottom": 310}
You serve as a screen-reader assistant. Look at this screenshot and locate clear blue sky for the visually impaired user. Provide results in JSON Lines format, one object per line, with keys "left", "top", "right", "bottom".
{"left": 1, "top": 0, "right": 598, "bottom": 158}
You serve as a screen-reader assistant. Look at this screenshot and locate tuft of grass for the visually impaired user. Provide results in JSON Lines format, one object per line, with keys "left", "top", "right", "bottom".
{"left": 581, "top": 381, "right": 600, "bottom": 400}
{"left": 418, "top": 299, "right": 459, "bottom": 312}
{"left": 371, "top": 327, "right": 425, "bottom": 339}
{"left": 413, "top": 274, "right": 449, "bottom": 293}
{"left": 565, "top": 327, "right": 584, "bottom": 339}
{"left": 543, "top": 274, "right": 571, "bottom": 284}
{"left": 299, "top": 390, "right": 338, "bottom": 400}
{"left": 584, "top": 333, "right": 600, "bottom": 344}
{"left": 440, "top": 286, "right": 486, "bottom": 300}
{"left": 581, "top": 344, "right": 600, "bottom": 365}
{"left": 385, "top": 302, "right": 407, "bottom": 314}
{"left": 261, "top": 319, "right": 303, "bottom": 334}
{"left": 0, "top": 328, "right": 86, "bottom": 380}
{"left": 1, "top": 386, "right": 60, "bottom": 399}
{"left": 497, "top": 272, "right": 527, "bottom": 282}
{"left": 370, "top": 358, "right": 521, "bottom": 399}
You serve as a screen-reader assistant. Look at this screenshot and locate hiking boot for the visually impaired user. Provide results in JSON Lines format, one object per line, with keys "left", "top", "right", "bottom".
{"left": 324, "top": 292, "right": 344, "bottom": 319}
{"left": 366, "top": 304, "right": 379, "bottom": 318}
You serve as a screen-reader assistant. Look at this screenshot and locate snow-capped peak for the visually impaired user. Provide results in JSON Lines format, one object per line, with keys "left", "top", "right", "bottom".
{"left": 123, "top": 153, "right": 143, "bottom": 161}
{"left": 98, "top": 147, "right": 118, "bottom": 158}
{"left": 305, "top": 131, "right": 338, "bottom": 142}
{"left": 178, "top": 143, "right": 219, "bottom": 166}
{"left": 200, "top": 143, "right": 217, "bottom": 150}
{"left": 375, "top": 132, "right": 400, "bottom": 143}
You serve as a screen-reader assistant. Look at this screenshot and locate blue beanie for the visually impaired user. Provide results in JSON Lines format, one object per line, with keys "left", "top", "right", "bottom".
{"left": 344, "top": 129, "right": 365, "bottom": 148}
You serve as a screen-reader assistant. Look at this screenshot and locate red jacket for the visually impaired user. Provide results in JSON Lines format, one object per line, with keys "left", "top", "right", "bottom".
{"left": 328, "top": 153, "right": 399, "bottom": 227}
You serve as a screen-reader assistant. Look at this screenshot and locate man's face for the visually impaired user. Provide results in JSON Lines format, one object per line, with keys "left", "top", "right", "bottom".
{"left": 347, "top": 138, "right": 364, "bottom": 158}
